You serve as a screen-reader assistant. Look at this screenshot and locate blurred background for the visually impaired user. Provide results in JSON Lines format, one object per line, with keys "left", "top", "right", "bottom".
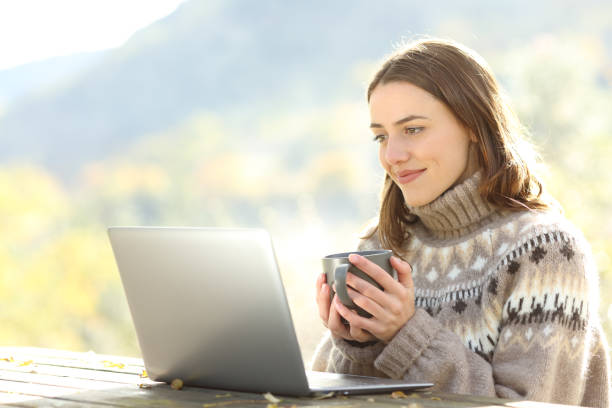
{"left": 0, "top": 0, "right": 611, "bottom": 366}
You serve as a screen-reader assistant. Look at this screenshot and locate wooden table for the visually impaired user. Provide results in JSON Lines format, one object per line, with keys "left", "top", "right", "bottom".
{"left": 0, "top": 347, "right": 577, "bottom": 407}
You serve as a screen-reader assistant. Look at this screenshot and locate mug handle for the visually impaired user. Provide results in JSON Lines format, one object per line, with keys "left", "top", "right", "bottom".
{"left": 334, "top": 264, "right": 357, "bottom": 308}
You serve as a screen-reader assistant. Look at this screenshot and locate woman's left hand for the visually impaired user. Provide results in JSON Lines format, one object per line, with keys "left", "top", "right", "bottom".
{"left": 333, "top": 253, "right": 415, "bottom": 343}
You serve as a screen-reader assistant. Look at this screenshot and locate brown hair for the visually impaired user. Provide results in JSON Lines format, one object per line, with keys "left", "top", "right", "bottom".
{"left": 365, "top": 38, "right": 554, "bottom": 255}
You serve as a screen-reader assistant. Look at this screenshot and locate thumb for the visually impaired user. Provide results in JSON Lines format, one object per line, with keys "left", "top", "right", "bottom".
{"left": 391, "top": 256, "right": 413, "bottom": 288}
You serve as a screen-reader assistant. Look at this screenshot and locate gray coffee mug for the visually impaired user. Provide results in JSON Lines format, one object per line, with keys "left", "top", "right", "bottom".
{"left": 322, "top": 249, "right": 396, "bottom": 318}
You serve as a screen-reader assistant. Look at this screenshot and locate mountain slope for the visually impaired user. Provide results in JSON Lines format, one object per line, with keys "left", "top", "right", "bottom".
{"left": 0, "top": 0, "right": 609, "bottom": 180}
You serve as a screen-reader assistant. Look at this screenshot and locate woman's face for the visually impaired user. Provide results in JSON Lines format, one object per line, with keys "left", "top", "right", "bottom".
{"left": 369, "top": 81, "right": 479, "bottom": 207}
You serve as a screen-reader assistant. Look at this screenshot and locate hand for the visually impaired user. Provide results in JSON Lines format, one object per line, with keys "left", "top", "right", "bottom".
{"left": 316, "top": 271, "right": 377, "bottom": 343}
{"left": 331, "top": 254, "right": 415, "bottom": 343}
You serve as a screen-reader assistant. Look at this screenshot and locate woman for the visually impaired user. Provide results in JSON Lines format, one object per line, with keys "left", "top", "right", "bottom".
{"left": 312, "top": 38, "right": 610, "bottom": 407}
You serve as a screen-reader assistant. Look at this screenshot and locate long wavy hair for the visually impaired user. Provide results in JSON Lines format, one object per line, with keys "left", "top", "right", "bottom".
{"left": 365, "top": 38, "right": 554, "bottom": 255}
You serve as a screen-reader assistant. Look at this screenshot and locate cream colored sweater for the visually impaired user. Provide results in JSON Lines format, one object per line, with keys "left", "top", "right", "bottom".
{"left": 311, "top": 172, "right": 610, "bottom": 407}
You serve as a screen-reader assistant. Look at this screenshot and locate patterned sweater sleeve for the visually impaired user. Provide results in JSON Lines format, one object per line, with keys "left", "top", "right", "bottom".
{"left": 373, "top": 228, "right": 610, "bottom": 407}
{"left": 310, "top": 330, "right": 387, "bottom": 376}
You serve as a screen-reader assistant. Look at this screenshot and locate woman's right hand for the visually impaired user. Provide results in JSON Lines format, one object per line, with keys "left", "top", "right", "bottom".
{"left": 315, "top": 273, "right": 376, "bottom": 343}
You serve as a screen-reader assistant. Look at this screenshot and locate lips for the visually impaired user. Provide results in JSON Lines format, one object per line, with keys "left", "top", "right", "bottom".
{"left": 396, "top": 168, "right": 426, "bottom": 184}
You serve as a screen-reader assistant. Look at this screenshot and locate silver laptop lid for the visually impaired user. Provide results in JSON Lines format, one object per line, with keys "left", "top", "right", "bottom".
{"left": 108, "top": 227, "right": 310, "bottom": 395}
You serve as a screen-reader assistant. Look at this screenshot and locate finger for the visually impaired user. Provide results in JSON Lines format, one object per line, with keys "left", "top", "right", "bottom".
{"left": 348, "top": 253, "right": 397, "bottom": 292}
{"left": 347, "top": 282, "right": 413, "bottom": 340}
{"left": 390, "top": 256, "right": 414, "bottom": 289}
{"left": 349, "top": 324, "right": 377, "bottom": 343}
{"left": 346, "top": 286, "right": 386, "bottom": 318}
{"left": 315, "top": 273, "right": 327, "bottom": 309}
{"left": 316, "top": 273, "right": 325, "bottom": 291}
{"left": 328, "top": 296, "right": 353, "bottom": 340}
{"left": 333, "top": 296, "right": 360, "bottom": 328}
{"left": 334, "top": 297, "right": 378, "bottom": 341}
{"left": 345, "top": 272, "right": 387, "bottom": 307}
{"left": 316, "top": 281, "right": 331, "bottom": 325}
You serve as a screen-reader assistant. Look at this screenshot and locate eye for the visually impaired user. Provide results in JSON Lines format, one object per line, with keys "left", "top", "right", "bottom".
{"left": 372, "top": 134, "right": 387, "bottom": 143}
{"left": 404, "top": 126, "right": 424, "bottom": 135}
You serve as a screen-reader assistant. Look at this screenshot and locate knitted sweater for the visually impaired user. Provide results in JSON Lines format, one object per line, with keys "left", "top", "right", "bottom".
{"left": 311, "top": 172, "right": 610, "bottom": 407}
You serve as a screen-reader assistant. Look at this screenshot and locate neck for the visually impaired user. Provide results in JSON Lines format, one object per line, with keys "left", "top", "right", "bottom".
{"left": 406, "top": 171, "right": 500, "bottom": 240}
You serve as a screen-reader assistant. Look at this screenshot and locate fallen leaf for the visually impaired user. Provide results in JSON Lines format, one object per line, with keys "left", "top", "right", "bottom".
{"left": 140, "top": 369, "right": 148, "bottom": 378}
{"left": 1, "top": 357, "right": 14, "bottom": 362}
{"left": 18, "top": 360, "right": 33, "bottom": 367}
{"left": 171, "top": 378, "right": 184, "bottom": 390}
{"left": 391, "top": 390, "right": 408, "bottom": 399}
{"left": 263, "top": 392, "right": 281, "bottom": 403}
{"left": 102, "top": 360, "right": 125, "bottom": 369}
{"left": 408, "top": 393, "right": 421, "bottom": 398}
{"left": 312, "top": 391, "right": 335, "bottom": 399}
{"left": 138, "top": 383, "right": 153, "bottom": 389}
{"left": 215, "top": 393, "right": 231, "bottom": 398}
{"left": 429, "top": 396, "right": 441, "bottom": 400}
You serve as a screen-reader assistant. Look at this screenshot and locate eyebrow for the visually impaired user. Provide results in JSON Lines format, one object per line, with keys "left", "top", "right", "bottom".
{"left": 370, "top": 115, "right": 429, "bottom": 128}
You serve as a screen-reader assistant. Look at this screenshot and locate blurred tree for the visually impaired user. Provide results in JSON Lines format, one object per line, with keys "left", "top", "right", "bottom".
{"left": 1, "top": 32, "right": 610, "bottom": 361}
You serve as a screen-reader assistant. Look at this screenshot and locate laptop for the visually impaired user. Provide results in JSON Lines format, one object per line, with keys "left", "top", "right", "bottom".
{"left": 107, "top": 226, "right": 433, "bottom": 396}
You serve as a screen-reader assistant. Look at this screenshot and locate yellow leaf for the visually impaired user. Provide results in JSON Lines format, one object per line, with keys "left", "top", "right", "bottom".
{"left": 312, "top": 391, "right": 335, "bottom": 400}
{"left": 170, "top": 378, "right": 184, "bottom": 390}
{"left": 140, "top": 369, "right": 148, "bottom": 378}
{"left": 102, "top": 360, "right": 125, "bottom": 369}
{"left": 18, "top": 360, "right": 33, "bottom": 367}
{"left": 391, "top": 390, "right": 408, "bottom": 399}
{"left": 1, "top": 357, "right": 14, "bottom": 362}
{"left": 263, "top": 392, "right": 281, "bottom": 403}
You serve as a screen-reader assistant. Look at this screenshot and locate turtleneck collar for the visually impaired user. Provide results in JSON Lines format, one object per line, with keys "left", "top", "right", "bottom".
{"left": 406, "top": 171, "right": 500, "bottom": 240}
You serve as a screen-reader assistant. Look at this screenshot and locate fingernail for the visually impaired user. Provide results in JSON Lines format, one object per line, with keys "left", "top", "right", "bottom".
{"left": 348, "top": 253, "right": 360, "bottom": 263}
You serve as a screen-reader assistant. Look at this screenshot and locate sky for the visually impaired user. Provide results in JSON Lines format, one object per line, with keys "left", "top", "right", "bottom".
{"left": 0, "top": 0, "right": 187, "bottom": 71}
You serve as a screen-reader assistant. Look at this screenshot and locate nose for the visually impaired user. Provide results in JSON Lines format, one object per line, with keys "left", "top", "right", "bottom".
{"left": 383, "top": 134, "right": 411, "bottom": 166}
